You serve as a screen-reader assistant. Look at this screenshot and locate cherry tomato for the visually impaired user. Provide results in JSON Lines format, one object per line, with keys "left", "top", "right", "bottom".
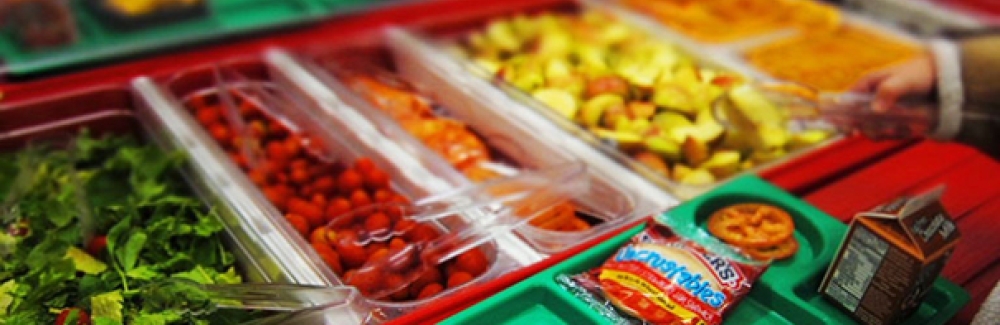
{"left": 416, "top": 283, "right": 444, "bottom": 300}
{"left": 195, "top": 107, "right": 221, "bottom": 126}
{"left": 285, "top": 213, "right": 310, "bottom": 237}
{"left": 364, "top": 212, "right": 392, "bottom": 233}
{"left": 454, "top": 250, "right": 490, "bottom": 276}
{"left": 55, "top": 308, "right": 91, "bottom": 325}
{"left": 338, "top": 169, "right": 364, "bottom": 194}
{"left": 447, "top": 271, "right": 475, "bottom": 288}
{"left": 312, "top": 242, "right": 343, "bottom": 275}
{"left": 85, "top": 236, "right": 107, "bottom": 257}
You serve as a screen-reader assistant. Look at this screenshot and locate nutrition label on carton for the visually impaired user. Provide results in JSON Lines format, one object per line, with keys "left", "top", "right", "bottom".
{"left": 825, "top": 227, "right": 889, "bottom": 311}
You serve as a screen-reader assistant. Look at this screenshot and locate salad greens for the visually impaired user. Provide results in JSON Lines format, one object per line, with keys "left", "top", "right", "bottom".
{"left": 0, "top": 132, "right": 257, "bottom": 324}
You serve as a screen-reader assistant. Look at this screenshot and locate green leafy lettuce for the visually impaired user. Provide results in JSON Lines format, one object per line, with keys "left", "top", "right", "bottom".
{"left": 0, "top": 132, "right": 258, "bottom": 324}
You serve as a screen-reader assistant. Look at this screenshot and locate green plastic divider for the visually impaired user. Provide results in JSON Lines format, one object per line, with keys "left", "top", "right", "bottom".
{"left": 442, "top": 175, "right": 969, "bottom": 325}
{"left": 0, "top": 0, "right": 374, "bottom": 77}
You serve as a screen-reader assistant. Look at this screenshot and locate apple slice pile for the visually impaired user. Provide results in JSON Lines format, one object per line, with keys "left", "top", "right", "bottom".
{"left": 458, "top": 11, "right": 832, "bottom": 185}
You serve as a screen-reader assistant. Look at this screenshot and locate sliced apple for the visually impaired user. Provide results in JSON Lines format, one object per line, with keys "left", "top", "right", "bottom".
{"left": 486, "top": 19, "right": 521, "bottom": 52}
{"left": 750, "top": 124, "right": 790, "bottom": 150}
{"left": 715, "top": 96, "right": 756, "bottom": 131}
{"left": 701, "top": 150, "right": 741, "bottom": 179}
{"left": 653, "top": 84, "right": 697, "bottom": 114}
{"left": 510, "top": 70, "right": 545, "bottom": 92}
{"left": 719, "top": 128, "right": 751, "bottom": 151}
{"left": 596, "top": 23, "right": 633, "bottom": 45}
{"left": 645, "top": 136, "right": 681, "bottom": 162}
{"left": 691, "top": 109, "right": 725, "bottom": 143}
{"left": 474, "top": 57, "right": 501, "bottom": 75}
{"left": 544, "top": 58, "right": 573, "bottom": 81}
{"left": 532, "top": 88, "right": 578, "bottom": 119}
{"left": 727, "top": 84, "right": 786, "bottom": 127}
{"left": 652, "top": 112, "right": 693, "bottom": 131}
{"left": 546, "top": 73, "right": 587, "bottom": 98}
{"left": 698, "top": 68, "right": 717, "bottom": 85}
{"left": 673, "top": 65, "right": 701, "bottom": 85}
{"left": 574, "top": 45, "right": 609, "bottom": 74}
{"left": 680, "top": 168, "right": 716, "bottom": 185}
{"left": 534, "top": 31, "right": 573, "bottom": 58}
{"left": 668, "top": 126, "right": 697, "bottom": 145}
{"left": 672, "top": 163, "right": 694, "bottom": 181}
{"left": 581, "top": 94, "right": 625, "bottom": 128}
{"left": 682, "top": 136, "right": 710, "bottom": 167}
{"left": 627, "top": 101, "right": 657, "bottom": 121}
{"left": 613, "top": 116, "right": 632, "bottom": 132}
{"left": 688, "top": 82, "right": 726, "bottom": 112}
{"left": 630, "top": 118, "right": 653, "bottom": 134}
{"left": 788, "top": 129, "right": 832, "bottom": 150}
{"left": 612, "top": 57, "right": 660, "bottom": 88}
{"left": 622, "top": 65, "right": 661, "bottom": 88}
{"left": 594, "top": 129, "right": 643, "bottom": 149}
{"left": 634, "top": 151, "right": 670, "bottom": 176}
{"left": 648, "top": 44, "right": 682, "bottom": 72}
{"left": 585, "top": 75, "right": 631, "bottom": 99}
{"left": 509, "top": 15, "right": 538, "bottom": 39}
{"left": 751, "top": 148, "right": 787, "bottom": 164}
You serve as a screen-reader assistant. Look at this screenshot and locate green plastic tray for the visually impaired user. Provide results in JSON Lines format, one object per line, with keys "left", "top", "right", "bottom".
{"left": 442, "top": 175, "right": 970, "bottom": 325}
{"left": 0, "top": 0, "right": 375, "bottom": 77}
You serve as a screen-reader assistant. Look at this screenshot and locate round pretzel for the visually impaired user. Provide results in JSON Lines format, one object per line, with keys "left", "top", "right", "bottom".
{"left": 707, "top": 203, "right": 795, "bottom": 248}
{"left": 744, "top": 237, "right": 800, "bottom": 261}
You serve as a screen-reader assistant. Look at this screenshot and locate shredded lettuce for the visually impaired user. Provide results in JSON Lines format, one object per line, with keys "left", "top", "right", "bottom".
{"left": 0, "top": 132, "right": 256, "bottom": 324}
{"left": 65, "top": 247, "right": 107, "bottom": 275}
{"left": 90, "top": 291, "right": 123, "bottom": 323}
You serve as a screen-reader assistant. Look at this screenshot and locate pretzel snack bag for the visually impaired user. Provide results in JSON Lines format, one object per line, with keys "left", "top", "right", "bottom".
{"left": 565, "top": 221, "right": 769, "bottom": 325}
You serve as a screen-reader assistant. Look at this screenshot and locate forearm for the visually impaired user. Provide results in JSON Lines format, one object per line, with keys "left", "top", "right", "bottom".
{"left": 929, "top": 35, "right": 1000, "bottom": 158}
{"left": 959, "top": 35, "right": 1000, "bottom": 108}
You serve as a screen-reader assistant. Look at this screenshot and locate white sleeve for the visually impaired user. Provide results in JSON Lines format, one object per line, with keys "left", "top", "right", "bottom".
{"left": 929, "top": 39, "right": 963, "bottom": 141}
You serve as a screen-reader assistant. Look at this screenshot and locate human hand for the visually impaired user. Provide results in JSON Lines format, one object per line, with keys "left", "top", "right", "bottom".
{"left": 830, "top": 53, "right": 939, "bottom": 139}
{"left": 851, "top": 53, "right": 936, "bottom": 112}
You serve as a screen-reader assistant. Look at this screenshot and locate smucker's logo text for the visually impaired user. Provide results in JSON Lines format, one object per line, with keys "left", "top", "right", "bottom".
{"left": 615, "top": 245, "right": 726, "bottom": 308}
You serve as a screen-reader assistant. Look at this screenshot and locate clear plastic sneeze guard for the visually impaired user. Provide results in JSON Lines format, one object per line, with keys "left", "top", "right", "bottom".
{"left": 133, "top": 75, "right": 333, "bottom": 286}
{"left": 130, "top": 54, "right": 551, "bottom": 321}
{"left": 382, "top": 26, "right": 681, "bottom": 206}
{"left": 268, "top": 37, "right": 657, "bottom": 254}
{"left": 264, "top": 48, "right": 549, "bottom": 265}
{"left": 382, "top": 2, "right": 844, "bottom": 199}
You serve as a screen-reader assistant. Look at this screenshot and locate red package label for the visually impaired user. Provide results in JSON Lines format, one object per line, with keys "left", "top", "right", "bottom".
{"left": 584, "top": 224, "right": 767, "bottom": 325}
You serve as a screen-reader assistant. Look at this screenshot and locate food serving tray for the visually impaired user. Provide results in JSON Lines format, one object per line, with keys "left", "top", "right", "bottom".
{"left": 0, "top": 0, "right": 377, "bottom": 78}
{"left": 441, "top": 175, "right": 969, "bottom": 325}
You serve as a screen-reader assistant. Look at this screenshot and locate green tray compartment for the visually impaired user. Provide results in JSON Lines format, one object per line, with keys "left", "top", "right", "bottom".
{"left": 443, "top": 175, "right": 969, "bottom": 325}
{"left": 0, "top": 0, "right": 373, "bottom": 77}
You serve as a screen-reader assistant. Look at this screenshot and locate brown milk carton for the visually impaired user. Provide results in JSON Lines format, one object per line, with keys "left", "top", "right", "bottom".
{"left": 819, "top": 187, "right": 959, "bottom": 325}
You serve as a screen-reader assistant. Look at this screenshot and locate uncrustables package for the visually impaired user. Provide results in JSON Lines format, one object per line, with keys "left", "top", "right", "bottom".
{"left": 560, "top": 219, "right": 769, "bottom": 325}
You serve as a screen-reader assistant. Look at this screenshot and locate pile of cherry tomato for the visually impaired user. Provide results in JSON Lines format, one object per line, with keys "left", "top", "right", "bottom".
{"left": 185, "top": 85, "right": 490, "bottom": 301}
